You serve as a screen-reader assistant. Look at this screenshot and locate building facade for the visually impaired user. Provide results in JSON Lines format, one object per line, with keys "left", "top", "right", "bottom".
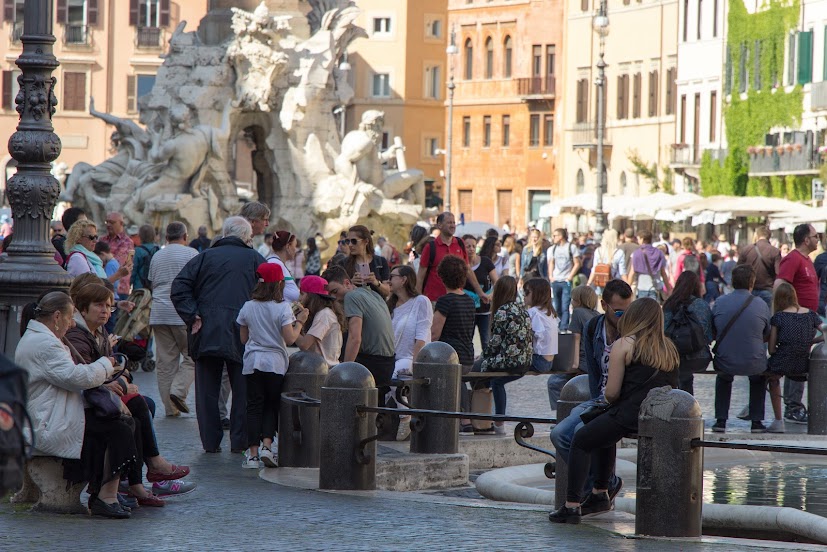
{"left": 446, "top": 0, "right": 563, "bottom": 232}
{"left": 671, "top": 0, "right": 727, "bottom": 193}
{"left": 559, "top": 0, "right": 678, "bottom": 231}
{"left": 0, "top": 0, "right": 209, "bottom": 191}
{"left": 345, "top": 0, "right": 448, "bottom": 204}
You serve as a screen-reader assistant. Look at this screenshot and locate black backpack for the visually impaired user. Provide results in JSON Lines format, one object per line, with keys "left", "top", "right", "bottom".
{"left": 0, "top": 355, "right": 32, "bottom": 496}
{"left": 665, "top": 304, "right": 706, "bottom": 356}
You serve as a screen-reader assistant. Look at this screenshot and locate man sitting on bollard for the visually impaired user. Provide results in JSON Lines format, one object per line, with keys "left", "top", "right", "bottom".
{"left": 550, "top": 279, "right": 632, "bottom": 512}
{"left": 322, "top": 265, "right": 395, "bottom": 407}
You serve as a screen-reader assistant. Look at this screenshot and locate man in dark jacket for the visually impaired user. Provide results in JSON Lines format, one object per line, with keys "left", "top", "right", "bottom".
{"left": 172, "top": 216, "right": 265, "bottom": 453}
{"left": 549, "top": 279, "right": 632, "bottom": 516}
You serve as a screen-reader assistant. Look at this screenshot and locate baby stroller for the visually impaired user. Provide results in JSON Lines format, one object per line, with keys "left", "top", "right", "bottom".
{"left": 114, "top": 288, "right": 155, "bottom": 372}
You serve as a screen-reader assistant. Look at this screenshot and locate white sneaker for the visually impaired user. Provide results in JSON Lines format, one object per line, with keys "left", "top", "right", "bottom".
{"left": 396, "top": 416, "right": 412, "bottom": 441}
{"left": 493, "top": 424, "right": 507, "bottom": 436}
{"left": 259, "top": 446, "right": 278, "bottom": 468}
{"left": 242, "top": 456, "right": 261, "bottom": 469}
{"left": 767, "top": 419, "right": 786, "bottom": 433}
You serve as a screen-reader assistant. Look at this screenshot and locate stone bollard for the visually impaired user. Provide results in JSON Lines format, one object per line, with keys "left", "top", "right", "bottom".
{"left": 19, "top": 457, "right": 86, "bottom": 514}
{"left": 809, "top": 340, "right": 827, "bottom": 435}
{"left": 409, "top": 342, "right": 461, "bottom": 455}
{"left": 278, "top": 352, "right": 329, "bottom": 467}
{"left": 553, "top": 374, "right": 590, "bottom": 509}
{"left": 635, "top": 387, "right": 703, "bottom": 538}
{"left": 319, "top": 362, "right": 377, "bottom": 490}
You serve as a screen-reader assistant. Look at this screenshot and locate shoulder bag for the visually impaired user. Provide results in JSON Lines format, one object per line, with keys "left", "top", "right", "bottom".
{"left": 580, "top": 366, "right": 660, "bottom": 424}
{"left": 711, "top": 295, "right": 755, "bottom": 372}
{"left": 83, "top": 357, "right": 129, "bottom": 419}
{"left": 640, "top": 250, "right": 667, "bottom": 302}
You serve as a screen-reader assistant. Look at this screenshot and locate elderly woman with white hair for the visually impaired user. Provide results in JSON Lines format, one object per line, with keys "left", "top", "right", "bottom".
{"left": 171, "top": 216, "right": 267, "bottom": 453}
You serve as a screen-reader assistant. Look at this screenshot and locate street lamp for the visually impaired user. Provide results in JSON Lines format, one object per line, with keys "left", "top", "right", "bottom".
{"left": 445, "top": 26, "right": 458, "bottom": 213}
{"left": 593, "top": 0, "right": 609, "bottom": 241}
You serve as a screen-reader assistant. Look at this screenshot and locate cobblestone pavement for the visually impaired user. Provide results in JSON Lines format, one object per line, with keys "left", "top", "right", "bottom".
{"left": 0, "top": 368, "right": 798, "bottom": 551}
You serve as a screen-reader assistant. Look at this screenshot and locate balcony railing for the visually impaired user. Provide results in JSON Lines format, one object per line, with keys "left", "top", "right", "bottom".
{"left": 63, "top": 24, "right": 89, "bottom": 45}
{"left": 517, "top": 76, "right": 556, "bottom": 97}
{"left": 136, "top": 27, "right": 163, "bottom": 48}
{"left": 10, "top": 20, "right": 23, "bottom": 43}
{"left": 571, "top": 123, "right": 612, "bottom": 148}
{"left": 669, "top": 144, "right": 700, "bottom": 166}
{"left": 748, "top": 146, "right": 819, "bottom": 175}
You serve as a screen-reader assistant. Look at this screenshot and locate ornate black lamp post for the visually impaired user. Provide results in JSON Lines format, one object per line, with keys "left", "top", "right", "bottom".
{"left": 0, "top": 0, "right": 72, "bottom": 353}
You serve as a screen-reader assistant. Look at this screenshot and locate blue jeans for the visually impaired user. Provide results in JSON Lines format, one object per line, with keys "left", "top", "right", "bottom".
{"left": 547, "top": 373, "right": 572, "bottom": 411}
{"left": 551, "top": 281, "right": 572, "bottom": 330}
{"left": 491, "top": 375, "right": 522, "bottom": 415}
{"left": 550, "top": 399, "right": 620, "bottom": 496}
{"left": 475, "top": 313, "right": 491, "bottom": 351}
{"left": 637, "top": 288, "right": 659, "bottom": 301}
{"left": 751, "top": 289, "right": 773, "bottom": 309}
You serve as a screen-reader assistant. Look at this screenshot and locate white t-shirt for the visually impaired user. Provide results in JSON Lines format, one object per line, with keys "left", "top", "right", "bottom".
{"left": 391, "top": 295, "right": 433, "bottom": 361}
{"left": 266, "top": 253, "right": 300, "bottom": 302}
{"left": 236, "top": 300, "right": 295, "bottom": 375}
{"left": 306, "top": 307, "right": 342, "bottom": 368}
{"left": 528, "top": 306, "right": 559, "bottom": 356}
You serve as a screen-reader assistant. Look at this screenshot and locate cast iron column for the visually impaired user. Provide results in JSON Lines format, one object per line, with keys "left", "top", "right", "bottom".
{"left": 0, "top": 0, "right": 72, "bottom": 354}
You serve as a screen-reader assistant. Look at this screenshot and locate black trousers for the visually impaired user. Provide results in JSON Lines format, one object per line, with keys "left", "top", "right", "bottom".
{"left": 195, "top": 356, "right": 247, "bottom": 451}
{"left": 245, "top": 371, "right": 284, "bottom": 448}
{"left": 714, "top": 373, "right": 765, "bottom": 422}
{"left": 566, "top": 413, "right": 624, "bottom": 503}
{"left": 125, "top": 395, "right": 159, "bottom": 459}
{"left": 355, "top": 352, "right": 395, "bottom": 407}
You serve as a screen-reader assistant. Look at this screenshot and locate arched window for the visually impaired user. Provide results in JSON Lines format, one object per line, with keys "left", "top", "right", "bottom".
{"left": 504, "top": 36, "right": 513, "bottom": 78}
{"left": 620, "top": 171, "right": 627, "bottom": 195}
{"left": 576, "top": 169, "right": 585, "bottom": 194}
{"left": 464, "top": 38, "right": 473, "bottom": 80}
{"left": 485, "top": 37, "right": 494, "bottom": 79}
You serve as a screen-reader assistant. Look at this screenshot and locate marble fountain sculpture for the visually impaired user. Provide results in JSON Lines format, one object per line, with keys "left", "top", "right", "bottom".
{"left": 61, "top": 0, "right": 424, "bottom": 244}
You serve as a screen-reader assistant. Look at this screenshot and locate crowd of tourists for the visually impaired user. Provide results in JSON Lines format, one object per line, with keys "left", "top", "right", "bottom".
{"left": 13, "top": 199, "right": 826, "bottom": 523}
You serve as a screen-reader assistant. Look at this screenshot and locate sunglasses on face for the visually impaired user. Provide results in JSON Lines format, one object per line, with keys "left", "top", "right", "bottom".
{"left": 345, "top": 238, "right": 361, "bottom": 245}
{"left": 84, "top": 234, "right": 98, "bottom": 241}
{"left": 613, "top": 310, "right": 625, "bottom": 318}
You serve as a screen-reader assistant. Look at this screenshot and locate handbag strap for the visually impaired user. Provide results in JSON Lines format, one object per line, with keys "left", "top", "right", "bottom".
{"left": 712, "top": 295, "right": 756, "bottom": 354}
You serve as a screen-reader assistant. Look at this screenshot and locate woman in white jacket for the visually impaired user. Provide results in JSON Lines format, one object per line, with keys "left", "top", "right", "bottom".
{"left": 16, "top": 292, "right": 137, "bottom": 519}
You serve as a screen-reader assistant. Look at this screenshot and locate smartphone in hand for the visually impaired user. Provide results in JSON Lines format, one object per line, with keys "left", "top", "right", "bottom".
{"left": 356, "top": 262, "right": 371, "bottom": 283}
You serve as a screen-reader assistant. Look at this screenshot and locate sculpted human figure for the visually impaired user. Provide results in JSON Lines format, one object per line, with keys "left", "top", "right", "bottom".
{"left": 334, "top": 110, "right": 425, "bottom": 206}
{"left": 62, "top": 97, "right": 151, "bottom": 222}
{"left": 122, "top": 103, "right": 236, "bottom": 224}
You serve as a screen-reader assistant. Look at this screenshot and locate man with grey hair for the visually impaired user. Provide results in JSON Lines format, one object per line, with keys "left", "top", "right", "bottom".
{"left": 172, "top": 216, "right": 265, "bottom": 452}
{"left": 149, "top": 221, "right": 199, "bottom": 416}
{"left": 238, "top": 201, "right": 271, "bottom": 237}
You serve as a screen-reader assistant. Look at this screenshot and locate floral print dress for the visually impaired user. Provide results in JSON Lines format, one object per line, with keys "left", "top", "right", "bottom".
{"left": 481, "top": 301, "right": 533, "bottom": 373}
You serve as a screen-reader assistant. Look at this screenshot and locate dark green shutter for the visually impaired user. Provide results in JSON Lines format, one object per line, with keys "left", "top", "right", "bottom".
{"left": 798, "top": 30, "right": 813, "bottom": 85}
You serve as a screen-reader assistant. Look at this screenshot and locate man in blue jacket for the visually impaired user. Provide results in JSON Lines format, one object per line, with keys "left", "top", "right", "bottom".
{"left": 549, "top": 279, "right": 633, "bottom": 517}
{"left": 172, "top": 216, "right": 266, "bottom": 453}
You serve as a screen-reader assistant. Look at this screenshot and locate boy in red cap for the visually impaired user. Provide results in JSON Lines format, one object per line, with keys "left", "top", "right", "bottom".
{"left": 236, "top": 263, "right": 309, "bottom": 469}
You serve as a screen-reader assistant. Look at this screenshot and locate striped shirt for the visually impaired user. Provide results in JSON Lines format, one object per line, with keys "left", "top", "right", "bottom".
{"left": 148, "top": 243, "right": 199, "bottom": 326}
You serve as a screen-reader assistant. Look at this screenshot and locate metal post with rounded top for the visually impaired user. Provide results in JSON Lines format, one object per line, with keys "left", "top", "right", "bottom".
{"left": 809, "top": 340, "right": 827, "bottom": 435}
{"left": 319, "top": 362, "right": 377, "bottom": 490}
{"left": 635, "top": 387, "right": 703, "bottom": 538}
{"left": 409, "top": 342, "right": 462, "bottom": 454}
{"left": 553, "top": 374, "right": 591, "bottom": 509}
{"left": 278, "top": 352, "right": 328, "bottom": 467}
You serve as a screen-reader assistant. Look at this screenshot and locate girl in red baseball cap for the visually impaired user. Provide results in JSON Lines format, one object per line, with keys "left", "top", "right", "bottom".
{"left": 293, "top": 275, "right": 344, "bottom": 368}
{"left": 236, "top": 263, "right": 309, "bottom": 469}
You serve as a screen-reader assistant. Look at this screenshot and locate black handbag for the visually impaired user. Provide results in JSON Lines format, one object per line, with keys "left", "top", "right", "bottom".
{"left": 579, "top": 367, "right": 660, "bottom": 424}
{"left": 83, "top": 357, "right": 128, "bottom": 419}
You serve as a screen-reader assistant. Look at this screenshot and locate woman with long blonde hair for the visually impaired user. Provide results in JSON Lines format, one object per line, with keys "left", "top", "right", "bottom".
{"left": 549, "top": 297, "right": 679, "bottom": 524}
{"left": 587, "top": 228, "right": 626, "bottom": 288}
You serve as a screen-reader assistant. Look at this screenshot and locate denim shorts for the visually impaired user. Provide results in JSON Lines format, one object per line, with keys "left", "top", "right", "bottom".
{"left": 532, "top": 354, "right": 554, "bottom": 373}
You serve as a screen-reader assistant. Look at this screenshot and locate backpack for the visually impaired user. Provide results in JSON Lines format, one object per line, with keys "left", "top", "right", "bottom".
{"left": 592, "top": 263, "right": 612, "bottom": 288}
{"left": 388, "top": 245, "right": 401, "bottom": 266}
{"left": 682, "top": 253, "right": 701, "bottom": 276}
{"left": 136, "top": 245, "right": 158, "bottom": 288}
{"left": 0, "top": 355, "right": 32, "bottom": 496}
{"left": 665, "top": 304, "right": 706, "bottom": 356}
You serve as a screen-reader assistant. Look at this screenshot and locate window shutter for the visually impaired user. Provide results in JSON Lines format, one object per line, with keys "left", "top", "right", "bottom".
{"left": 798, "top": 30, "right": 813, "bottom": 85}
{"left": 2, "top": 0, "right": 13, "bottom": 22}
{"left": 2, "top": 71, "right": 12, "bottom": 110}
{"left": 88, "top": 0, "right": 98, "bottom": 26}
{"left": 823, "top": 26, "right": 827, "bottom": 82}
{"left": 56, "top": 0, "right": 68, "bottom": 24}
{"left": 127, "top": 75, "right": 136, "bottom": 112}
{"left": 129, "top": 0, "right": 139, "bottom": 26}
{"left": 633, "top": 73, "right": 641, "bottom": 118}
{"left": 160, "top": 0, "right": 171, "bottom": 27}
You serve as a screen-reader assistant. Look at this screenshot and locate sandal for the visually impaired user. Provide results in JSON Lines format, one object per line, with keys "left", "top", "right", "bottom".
{"left": 146, "top": 464, "right": 190, "bottom": 483}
